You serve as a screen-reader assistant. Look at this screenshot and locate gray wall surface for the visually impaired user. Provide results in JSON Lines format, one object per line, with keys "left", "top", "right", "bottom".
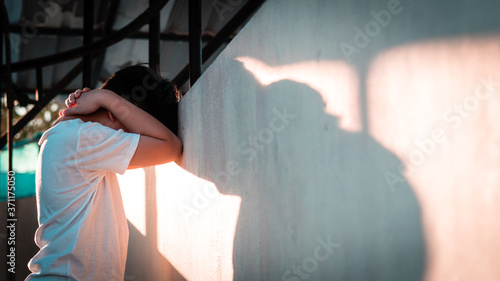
{"left": 119, "top": 0, "right": 500, "bottom": 280}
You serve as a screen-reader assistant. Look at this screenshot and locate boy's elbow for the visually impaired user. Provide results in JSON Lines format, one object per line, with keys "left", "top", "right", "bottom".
{"left": 174, "top": 138, "right": 183, "bottom": 158}
{"left": 167, "top": 136, "right": 183, "bottom": 162}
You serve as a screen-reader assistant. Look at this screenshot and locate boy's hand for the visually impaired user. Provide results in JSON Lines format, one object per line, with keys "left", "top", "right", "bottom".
{"left": 65, "top": 87, "right": 91, "bottom": 108}
{"left": 61, "top": 89, "right": 109, "bottom": 117}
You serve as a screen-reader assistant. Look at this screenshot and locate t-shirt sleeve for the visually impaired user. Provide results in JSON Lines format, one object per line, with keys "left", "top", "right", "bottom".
{"left": 76, "top": 122, "right": 140, "bottom": 175}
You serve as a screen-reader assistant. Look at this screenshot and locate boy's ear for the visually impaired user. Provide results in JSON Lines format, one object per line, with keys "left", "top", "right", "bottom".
{"left": 107, "top": 110, "right": 116, "bottom": 121}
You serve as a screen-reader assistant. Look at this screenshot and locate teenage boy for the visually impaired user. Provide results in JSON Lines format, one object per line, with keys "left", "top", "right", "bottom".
{"left": 27, "top": 66, "right": 182, "bottom": 280}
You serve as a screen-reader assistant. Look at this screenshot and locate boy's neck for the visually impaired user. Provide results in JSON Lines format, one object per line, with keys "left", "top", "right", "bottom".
{"left": 52, "top": 112, "right": 105, "bottom": 127}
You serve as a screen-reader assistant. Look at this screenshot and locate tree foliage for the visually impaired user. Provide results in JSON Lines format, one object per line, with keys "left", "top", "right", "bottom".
{"left": 1, "top": 98, "right": 65, "bottom": 144}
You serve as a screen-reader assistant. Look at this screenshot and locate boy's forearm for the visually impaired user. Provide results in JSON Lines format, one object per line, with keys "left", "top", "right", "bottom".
{"left": 99, "top": 90, "right": 178, "bottom": 143}
{"left": 60, "top": 88, "right": 182, "bottom": 167}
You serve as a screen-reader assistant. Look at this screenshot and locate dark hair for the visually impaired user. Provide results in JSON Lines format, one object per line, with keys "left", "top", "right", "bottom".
{"left": 101, "top": 65, "right": 183, "bottom": 134}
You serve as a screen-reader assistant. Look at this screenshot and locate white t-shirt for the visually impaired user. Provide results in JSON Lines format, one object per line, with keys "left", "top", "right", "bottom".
{"left": 27, "top": 119, "right": 140, "bottom": 281}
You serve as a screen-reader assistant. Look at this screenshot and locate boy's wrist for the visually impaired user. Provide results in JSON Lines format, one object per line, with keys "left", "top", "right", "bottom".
{"left": 97, "top": 89, "right": 132, "bottom": 120}
{"left": 97, "top": 89, "right": 119, "bottom": 110}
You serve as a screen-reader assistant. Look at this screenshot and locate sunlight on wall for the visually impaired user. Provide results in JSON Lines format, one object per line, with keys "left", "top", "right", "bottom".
{"left": 154, "top": 162, "right": 241, "bottom": 280}
{"left": 118, "top": 161, "right": 241, "bottom": 280}
{"left": 118, "top": 168, "right": 147, "bottom": 236}
{"left": 235, "top": 57, "right": 361, "bottom": 132}
{"left": 366, "top": 35, "right": 500, "bottom": 281}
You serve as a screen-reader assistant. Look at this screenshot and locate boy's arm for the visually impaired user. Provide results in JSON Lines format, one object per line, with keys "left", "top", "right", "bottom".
{"left": 62, "top": 89, "right": 182, "bottom": 169}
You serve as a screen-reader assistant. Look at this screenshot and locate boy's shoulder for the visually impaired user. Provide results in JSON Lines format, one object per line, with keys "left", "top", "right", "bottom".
{"left": 41, "top": 117, "right": 135, "bottom": 151}
{"left": 39, "top": 118, "right": 82, "bottom": 144}
{"left": 39, "top": 118, "right": 107, "bottom": 146}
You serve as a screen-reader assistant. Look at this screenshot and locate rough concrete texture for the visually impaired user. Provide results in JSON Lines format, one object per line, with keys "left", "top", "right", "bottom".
{"left": 118, "top": 0, "right": 500, "bottom": 280}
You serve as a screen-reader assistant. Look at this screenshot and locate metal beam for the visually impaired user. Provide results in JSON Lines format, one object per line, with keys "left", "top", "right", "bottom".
{"left": 1, "top": 0, "right": 14, "bottom": 180}
{"left": 188, "top": 0, "right": 202, "bottom": 86}
{"left": 0, "top": 1, "right": 16, "bottom": 279}
{"left": 149, "top": 0, "right": 160, "bottom": 71}
{"left": 83, "top": 0, "right": 94, "bottom": 87}
{"left": 2, "top": 0, "right": 171, "bottom": 73}
{"left": 92, "top": 0, "right": 121, "bottom": 88}
{"left": 7, "top": 25, "right": 221, "bottom": 42}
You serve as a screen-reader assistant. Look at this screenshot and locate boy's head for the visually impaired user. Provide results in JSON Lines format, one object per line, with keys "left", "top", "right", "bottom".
{"left": 100, "top": 65, "right": 183, "bottom": 134}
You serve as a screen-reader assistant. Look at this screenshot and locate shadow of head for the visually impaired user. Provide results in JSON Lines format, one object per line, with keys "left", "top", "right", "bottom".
{"left": 199, "top": 61, "right": 427, "bottom": 280}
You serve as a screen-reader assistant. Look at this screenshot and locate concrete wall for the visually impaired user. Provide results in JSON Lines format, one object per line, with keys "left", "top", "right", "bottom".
{"left": 119, "top": 0, "right": 500, "bottom": 280}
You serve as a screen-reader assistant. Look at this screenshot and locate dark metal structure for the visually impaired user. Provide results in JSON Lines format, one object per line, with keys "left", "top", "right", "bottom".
{"left": 1, "top": 0, "right": 264, "bottom": 279}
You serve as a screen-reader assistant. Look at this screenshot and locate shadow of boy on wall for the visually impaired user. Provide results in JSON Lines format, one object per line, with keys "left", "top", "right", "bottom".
{"left": 201, "top": 63, "right": 426, "bottom": 281}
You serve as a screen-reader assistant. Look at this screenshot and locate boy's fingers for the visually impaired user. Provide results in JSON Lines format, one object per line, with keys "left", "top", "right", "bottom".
{"left": 65, "top": 87, "right": 90, "bottom": 108}
{"left": 63, "top": 87, "right": 91, "bottom": 110}
{"left": 77, "top": 87, "right": 91, "bottom": 96}
{"left": 60, "top": 107, "right": 74, "bottom": 116}
{"left": 65, "top": 94, "right": 75, "bottom": 108}
{"left": 65, "top": 95, "right": 72, "bottom": 106}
